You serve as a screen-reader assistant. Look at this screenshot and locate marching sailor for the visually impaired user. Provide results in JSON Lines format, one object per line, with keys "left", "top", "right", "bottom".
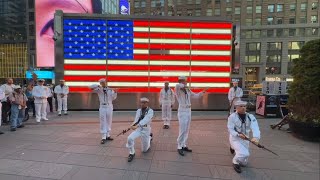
{"left": 54, "top": 80, "right": 69, "bottom": 116}
{"left": 175, "top": 76, "right": 207, "bottom": 156}
{"left": 227, "top": 101, "right": 260, "bottom": 173}
{"left": 126, "top": 97, "right": 154, "bottom": 162}
{"left": 228, "top": 80, "right": 243, "bottom": 115}
{"left": 89, "top": 78, "right": 117, "bottom": 144}
{"left": 159, "top": 81, "right": 175, "bottom": 129}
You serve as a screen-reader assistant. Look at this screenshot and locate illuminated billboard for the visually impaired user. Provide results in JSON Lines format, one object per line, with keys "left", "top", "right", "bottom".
{"left": 62, "top": 18, "right": 232, "bottom": 93}
{"left": 35, "top": 0, "right": 102, "bottom": 67}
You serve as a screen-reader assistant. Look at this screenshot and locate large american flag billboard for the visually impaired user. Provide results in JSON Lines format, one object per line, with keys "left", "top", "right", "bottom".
{"left": 63, "top": 19, "right": 232, "bottom": 93}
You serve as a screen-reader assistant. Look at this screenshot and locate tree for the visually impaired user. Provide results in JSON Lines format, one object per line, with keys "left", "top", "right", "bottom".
{"left": 288, "top": 39, "right": 320, "bottom": 124}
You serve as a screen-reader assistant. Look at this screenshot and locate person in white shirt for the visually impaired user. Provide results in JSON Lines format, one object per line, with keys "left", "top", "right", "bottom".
{"left": 159, "top": 81, "right": 175, "bottom": 129}
{"left": 32, "top": 79, "right": 50, "bottom": 122}
{"left": 227, "top": 101, "right": 260, "bottom": 173}
{"left": 89, "top": 78, "right": 117, "bottom": 144}
{"left": 0, "top": 78, "right": 14, "bottom": 124}
{"left": 228, "top": 80, "right": 243, "bottom": 115}
{"left": 0, "top": 88, "right": 5, "bottom": 134}
{"left": 126, "top": 97, "right": 154, "bottom": 162}
{"left": 54, "top": 80, "right": 69, "bottom": 116}
{"left": 175, "top": 76, "right": 208, "bottom": 156}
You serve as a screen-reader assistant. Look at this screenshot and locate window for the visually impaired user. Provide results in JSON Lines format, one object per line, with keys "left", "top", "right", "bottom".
{"left": 177, "top": 10, "right": 182, "bottom": 16}
{"left": 312, "top": 2, "right": 318, "bottom": 10}
{"left": 267, "top": 30, "right": 274, "bottom": 37}
{"left": 255, "top": 18, "right": 261, "bottom": 25}
{"left": 311, "top": 15, "right": 318, "bottom": 23}
{"left": 246, "top": 43, "right": 261, "bottom": 51}
{"left": 268, "top": 42, "right": 282, "bottom": 50}
{"left": 168, "top": 11, "right": 173, "bottom": 16}
{"left": 29, "top": 25, "right": 34, "bottom": 36}
{"left": 141, "top": 1, "right": 146, "bottom": 7}
{"left": 288, "top": 54, "right": 300, "bottom": 62}
{"left": 289, "top": 17, "right": 295, "bottom": 24}
{"left": 298, "top": 28, "right": 305, "bottom": 36}
{"left": 300, "top": 3, "right": 307, "bottom": 11}
{"left": 196, "top": 0, "right": 201, "bottom": 4}
{"left": 29, "top": 12, "right": 34, "bottom": 21}
{"left": 277, "top": 4, "right": 284, "bottom": 12}
{"left": 207, "top": 9, "right": 213, "bottom": 16}
{"left": 246, "top": 18, "right": 252, "bottom": 25}
{"left": 266, "top": 66, "right": 281, "bottom": 74}
{"left": 290, "top": 4, "right": 296, "bottom": 11}
{"left": 235, "top": 7, "right": 241, "bottom": 14}
{"left": 245, "top": 56, "right": 260, "bottom": 63}
{"left": 187, "top": 9, "right": 193, "bottom": 16}
{"left": 268, "top": 4, "right": 275, "bottom": 12}
{"left": 253, "top": 30, "right": 261, "bottom": 38}
{"left": 214, "top": 8, "right": 220, "bottom": 15}
{"left": 195, "top": 10, "right": 201, "bottom": 16}
{"left": 300, "top": 16, "right": 306, "bottom": 23}
{"left": 276, "top": 29, "right": 283, "bottom": 37}
{"left": 267, "top": 17, "right": 273, "bottom": 25}
{"left": 187, "top": 0, "right": 193, "bottom": 4}
{"left": 312, "top": 28, "right": 318, "bottom": 35}
{"left": 247, "top": 6, "right": 253, "bottom": 13}
{"left": 267, "top": 55, "right": 281, "bottom": 63}
{"left": 289, "top": 29, "right": 296, "bottom": 36}
{"left": 226, "top": 0, "right": 232, "bottom": 3}
{"left": 288, "top": 41, "right": 304, "bottom": 50}
{"left": 277, "top": 18, "right": 283, "bottom": 24}
{"left": 151, "top": 0, "right": 156, "bottom": 7}
{"left": 134, "top": 1, "right": 140, "bottom": 8}
{"left": 245, "top": 30, "right": 252, "bottom": 38}
{"left": 177, "top": 0, "right": 183, "bottom": 5}
{"left": 256, "top": 6, "right": 261, "bottom": 13}
{"left": 215, "top": 0, "right": 221, "bottom": 4}
{"left": 226, "top": 7, "right": 232, "bottom": 14}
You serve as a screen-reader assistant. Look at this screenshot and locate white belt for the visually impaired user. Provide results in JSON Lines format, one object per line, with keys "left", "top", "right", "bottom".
{"left": 100, "top": 103, "right": 112, "bottom": 108}
{"left": 179, "top": 104, "right": 191, "bottom": 109}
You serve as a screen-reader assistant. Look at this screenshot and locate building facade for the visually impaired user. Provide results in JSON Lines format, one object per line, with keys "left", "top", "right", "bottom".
{"left": 131, "top": 0, "right": 320, "bottom": 88}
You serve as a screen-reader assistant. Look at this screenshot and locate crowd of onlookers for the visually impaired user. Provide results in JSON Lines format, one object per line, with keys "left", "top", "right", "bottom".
{"left": 0, "top": 78, "right": 58, "bottom": 134}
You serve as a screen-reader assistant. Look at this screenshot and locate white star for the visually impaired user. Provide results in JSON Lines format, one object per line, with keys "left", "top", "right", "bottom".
{"left": 103, "top": 30, "right": 106, "bottom": 33}
{"left": 126, "top": 47, "right": 129, "bottom": 50}
{"left": 80, "top": 38, "right": 83, "bottom": 41}
{"left": 121, "top": 27, "right": 124, "bottom": 30}
{"left": 75, "top": 34, "right": 78, "bottom": 37}
{"left": 115, "top": 39, "right": 118, "bottom": 42}
{"left": 115, "top": 31, "right": 118, "bottom": 34}
{"left": 98, "top": 42, "right": 101, "bottom": 45}
{"left": 92, "top": 53, "right": 95, "bottom": 56}
{"left": 103, "top": 53, "right": 106, "bottom": 56}
{"left": 92, "top": 30, "right": 95, "bottom": 33}
{"left": 98, "top": 50, "right": 101, "bottom": 53}
{"left": 109, "top": 35, "right": 113, "bottom": 38}
{"left": 109, "top": 42, "right": 113, "bottom": 45}
{"left": 98, "top": 34, "right": 101, "bottom": 37}
{"left": 75, "top": 41, "right": 78, "bottom": 44}
{"left": 74, "top": 26, "right": 78, "bottom": 29}
{"left": 80, "top": 30, "right": 83, "bottom": 33}
{"left": 81, "top": 53, "right": 84, "bottom": 56}
{"left": 86, "top": 26, "right": 89, "bottom": 29}
{"left": 126, "top": 54, "right": 129, "bottom": 56}
{"left": 75, "top": 49, "right": 78, "bottom": 52}
{"left": 80, "top": 46, "right": 84, "bottom": 49}
{"left": 126, "top": 24, "right": 129, "bottom": 26}
{"left": 68, "top": 22, "right": 71, "bottom": 25}
{"left": 68, "top": 30, "right": 72, "bottom": 32}
{"left": 98, "top": 27, "right": 100, "bottom": 30}
{"left": 69, "top": 53, "right": 72, "bottom": 56}
{"left": 115, "top": 23, "right": 118, "bottom": 26}
{"left": 103, "top": 23, "right": 106, "bottom": 26}
{"left": 86, "top": 50, "right": 89, "bottom": 52}
{"left": 115, "top": 46, "right": 118, "bottom": 49}
{"left": 126, "top": 31, "right": 129, "bottom": 34}
{"left": 121, "top": 50, "right": 124, "bottom": 53}
{"left": 115, "top": 53, "right": 118, "bottom": 56}
{"left": 92, "top": 46, "right": 95, "bottom": 49}
{"left": 86, "top": 34, "right": 89, "bottom": 37}
{"left": 86, "top": 42, "right": 89, "bottom": 45}
{"left": 69, "top": 37, "right": 72, "bottom": 40}
{"left": 121, "top": 35, "right": 124, "bottom": 38}
{"left": 109, "top": 27, "right": 112, "bottom": 30}
{"left": 69, "top": 46, "right": 72, "bottom": 48}
{"left": 126, "top": 39, "right": 129, "bottom": 42}
{"left": 120, "top": 42, "right": 124, "bottom": 45}
{"left": 109, "top": 50, "right": 113, "bottom": 53}
{"left": 103, "top": 46, "right": 106, "bottom": 49}
{"left": 80, "top": 22, "right": 83, "bottom": 25}
{"left": 103, "top": 38, "right": 106, "bottom": 41}
{"left": 92, "top": 38, "right": 95, "bottom": 41}
{"left": 92, "top": 23, "right": 95, "bottom": 26}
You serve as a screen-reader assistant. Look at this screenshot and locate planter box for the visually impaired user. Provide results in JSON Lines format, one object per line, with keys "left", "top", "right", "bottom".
{"left": 289, "top": 120, "right": 320, "bottom": 142}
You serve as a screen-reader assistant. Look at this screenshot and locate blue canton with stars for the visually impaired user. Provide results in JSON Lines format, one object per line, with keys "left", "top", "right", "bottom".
{"left": 63, "top": 19, "right": 134, "bottom": 60}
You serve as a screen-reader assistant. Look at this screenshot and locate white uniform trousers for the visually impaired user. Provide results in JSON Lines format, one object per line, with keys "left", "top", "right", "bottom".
{"left": 177, "top": 108, "right": 192, "bottom": 149}
{"left": 0, "top": 102, "right": 2, "bottom": 126}
{"left": 99, "top": 107, "right": 113, "bottom": 139}
{"left": 230, "top": 136, "right": 250, "bottom": 165}
{"left": 35, "top": 103, "right": 47, "bottom": 122}
{"left": 229, "top": 97, "right": 241, "bottom": 114}
{"left": 161, "top": 104, "right": 172, "bottom": 126}
{"left": 126, "top": 127, "right": 151, "bottom": 154}
{"left": 57, "top": 97, "right": 68, "bottom": 114}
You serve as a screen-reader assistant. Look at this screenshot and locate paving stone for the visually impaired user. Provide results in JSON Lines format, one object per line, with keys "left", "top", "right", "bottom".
{"left": 18, "top": 162, "right": 73, "bottom": 179}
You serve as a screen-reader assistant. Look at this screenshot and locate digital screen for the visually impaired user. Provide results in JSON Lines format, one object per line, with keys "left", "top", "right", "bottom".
{"left": 35, "top": 0, "right": 102, "bottom": 67}
{"left": 119, "top": 0, "right": 130, "bottom": 15}
{"left": 62, "top": 19, "right": 232, "bottom": 93}
{"left": 26, "top": 71, "right": 55, "bottom": 79}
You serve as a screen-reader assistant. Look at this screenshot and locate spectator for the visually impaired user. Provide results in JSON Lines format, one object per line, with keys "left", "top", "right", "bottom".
{"left": 9, "top": 85, "right": 27, "bottom": 131}
{"left": 24, "top": 83, "right": 35, "bottom": 121}
{"left": 0, "top": 88, "right": 5, "bottom": 134}
{"left": 0, "top": 78, "right": 14, "bottom": 124}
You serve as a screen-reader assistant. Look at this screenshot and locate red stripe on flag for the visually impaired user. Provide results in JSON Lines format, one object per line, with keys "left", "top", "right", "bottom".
{"left": 134, "top": 21, "right": 190, "bottom": 28}
{"left": 191, "top": 34, "right": 232, "bottom": 40}
{"left": 191, "top": 22, "right": 232, "bottom": 29}
{"left": 64, "top": 76, "right": 106, "bottom": 81}
{"left": 64, "top": 65, "right": 107, "bottom": 71}
{"left": 134, "top": 32, "right": 232, "bottom": 40}
{"left": 134, "top": 43, "right": 231, "bottom": 51}
{"left": 134, "top": 54, "right": 231, "bottom": 61}
{"left": 192, "top": 55, "right": 231, "bottom": 61}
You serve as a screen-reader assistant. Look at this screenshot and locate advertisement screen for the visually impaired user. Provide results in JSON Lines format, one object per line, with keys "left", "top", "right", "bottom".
{"left": 35, "top": 0, "right": 102, "bottom": 67}
{"left": 62, "top": 19, "right": 232, "bottom": 93}
{"left": 119, "top": 0, "right": 130, "bottom": 15}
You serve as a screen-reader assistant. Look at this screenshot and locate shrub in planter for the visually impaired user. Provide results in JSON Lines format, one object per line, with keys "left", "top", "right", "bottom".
{"left": 288, "top": 39, "right": 320, "bottom": 141}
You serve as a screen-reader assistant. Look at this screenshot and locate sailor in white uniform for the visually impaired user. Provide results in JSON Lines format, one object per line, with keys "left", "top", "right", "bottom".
{"left": 32, "top": 79, "right": 50, "bottom": 122}
{"left": 227, "top": 101, "right": 260, "bottom": 173}
{"left": 159, "top": 81, "right": 175, "bottom": 129}
{"left": 228, "top": 80, "right": 243, "bottom": 115}
{"left": 54, "top": 80, "right": 69, "bottom": 116}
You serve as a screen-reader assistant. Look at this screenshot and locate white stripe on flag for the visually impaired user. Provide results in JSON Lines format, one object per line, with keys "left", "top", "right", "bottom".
{"left": 133, "top": 38, "right": 230, "bottom": 45}
{"left": 133, "top": 49, "right": 230, "bottom": 55}
{"left": 66, "top": 82, "right": 229, "bottom": 87}
{"left": 192, "top": 29, "right": 232, "bottom": 34}
{"left": 64, "top": 71, "right": 106, "bottom": 75}
{"left": 134, "top": 27, "right": 232, "bottom": 34}
{"left": 64, "top": 60, "right": 106, "bottom": 64}
{"left": 191, "top": 61, "right": 230, "bottom": 66}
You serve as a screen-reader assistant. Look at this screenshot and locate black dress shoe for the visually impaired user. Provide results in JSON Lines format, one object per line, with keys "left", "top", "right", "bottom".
{"left": 183, "top": 147, "right": 192, "bottom": 152}
{"left": 0, "top": 131, "right": 4, "bottom": 134}
{"left": 128, "top": 153, "right": 135, "bottom": 162}
{"left": 106, "top": 137, "right": 114, "bottom": 141}
{"left": 58, "top": 114, "right": 61, "bottom": 116}
{"left": 150, "top": 133, "right": 153, "bottom": 141}
{"left": 166, "top": 125, "right": 170, "bottom": 129}
{"left": 10, "top": 128, "right": 16, "bottom": 132}
{"left": 100, "top": 139, "right": 106, "bottom": 144}
{"left": 163, "top": 125, "right": 166, "bottom": 129}
{"left": 177, "top": 149, "right": 184, "bottom": 156}
{"left": 230, "top": 147, "right": 235, "bottom": 154}
{"left": 17, "top": 125, "right": 25, "bottom": 128}
{"left": 233, "top": 163, "right": 241, "bottom": 173}
{"left": 64, "top": 113, "right": 68, "bottom": 115}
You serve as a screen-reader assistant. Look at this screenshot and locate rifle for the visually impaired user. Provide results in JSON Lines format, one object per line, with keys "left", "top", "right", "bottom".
{"left": 234, "top": 128, "right": 279, "bottom": 156}
{"left": 116, "top": 108, "right": 148, "bottom": 137}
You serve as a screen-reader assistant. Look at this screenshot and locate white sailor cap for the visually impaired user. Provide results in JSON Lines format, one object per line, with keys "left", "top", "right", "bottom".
{"left": 234, "top": 101, "right": 247, "bottom": 106}
{"left": 89, "top": 84, "right": 99, "bottom": 89}
{"left": 38, "top": 79, "right": 45, "bottom": 82}
{"left": 99, "top": 78, "right": 106, "bottom": 83}
{"left": 232, "top": 79, "right": 239, "bottom": 83}
{"left": 178, "top": 76, "right": 186, "bottom": 80}
{"left": 13, "top": 85, "right": 22, "bottom": 89}
{"left": 140, "top": 97, "right": 149, "bottom": 102}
